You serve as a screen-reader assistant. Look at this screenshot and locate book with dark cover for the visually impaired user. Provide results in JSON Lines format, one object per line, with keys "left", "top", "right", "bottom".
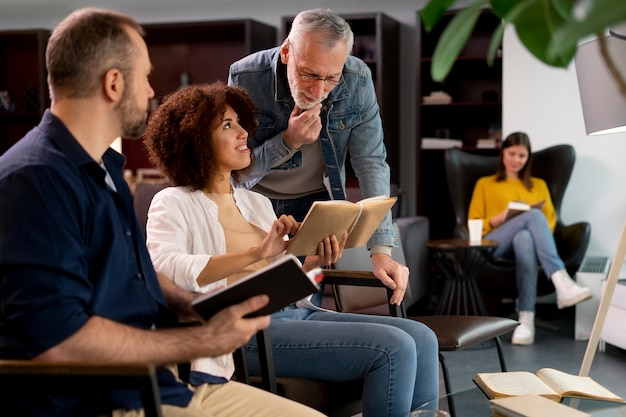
{"left": 191, "top": 254, "right": 320, "bottom": 319}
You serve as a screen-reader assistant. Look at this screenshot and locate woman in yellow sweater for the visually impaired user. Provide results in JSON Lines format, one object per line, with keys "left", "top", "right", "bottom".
{"left": 468, "top": 132, "right": 591, "bottom": 345}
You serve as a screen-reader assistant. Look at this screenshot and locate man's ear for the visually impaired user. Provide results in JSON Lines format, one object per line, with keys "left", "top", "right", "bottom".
{"left": 279, "top": 40, "right": 290, "bottom": 65}
{"left": 103, "top": 68, "right": 124, "bottom": 103}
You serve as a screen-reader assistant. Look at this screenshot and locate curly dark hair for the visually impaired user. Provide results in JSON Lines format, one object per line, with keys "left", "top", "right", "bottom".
{"left": 143, "top": 82, "right": 258, "bottom": 189}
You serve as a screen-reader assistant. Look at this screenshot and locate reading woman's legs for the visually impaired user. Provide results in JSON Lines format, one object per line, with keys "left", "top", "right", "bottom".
{"left": 242, "top": 308, "right": 439, "bottom": 417}
{"left": 485, "top": 209, "right": 565, "bottom": 311}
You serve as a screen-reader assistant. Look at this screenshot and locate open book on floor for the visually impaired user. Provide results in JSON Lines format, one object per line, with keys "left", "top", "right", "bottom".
{"left": 504, "top": 200, "right": 545, "bottom": 222}
{"left": 191, "top": 254, "right": 321, "bottom": 319}
{"left": 286, "top": 195, "right": 397, "bottom": 256}
{"left": 490, "top": 394, "right": 592, "bottom": 417}
{"left": 474, "top": 368, "right": 624, "bottom": 403}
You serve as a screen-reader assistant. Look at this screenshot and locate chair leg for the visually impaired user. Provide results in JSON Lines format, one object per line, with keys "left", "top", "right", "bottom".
{"left": 494, "top": 336, "right": 508, "bottom": 372}
{"left": 256, "top": 329, "right": 278, "bottom": 394}
{"left": 439, "top": 352, "right": 456, "bottom": 417}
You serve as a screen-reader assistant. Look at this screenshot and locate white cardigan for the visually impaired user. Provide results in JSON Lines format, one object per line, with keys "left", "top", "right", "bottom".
{"left": 146, "top": 186, "right": 278, "bottom": 378}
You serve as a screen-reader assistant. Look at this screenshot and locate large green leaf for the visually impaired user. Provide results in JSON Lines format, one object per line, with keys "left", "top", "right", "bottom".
{"left": 487, "top": 20, "right": 505, "bottom": 66}
{"left": 420, "top": 0, "right": 458, "bottom": 32}
{"left": 549, "top": 0, "right": 626, "bottom": 61}
{"left": 431, "top": 4, "right": 483, "bottom": 81}
{"left": 507, "top": 0, "right": 576, "bottom": 67}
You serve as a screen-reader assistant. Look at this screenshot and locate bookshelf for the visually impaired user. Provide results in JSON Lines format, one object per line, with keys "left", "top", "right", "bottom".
{"left": 0, "top": 30, "right": 50, "bottom": 155}
{"left": 123, "top": 19, "right": 277, "bottom": 173}
{"left": 416, "top": 8, "right": 502, "bottom": 238}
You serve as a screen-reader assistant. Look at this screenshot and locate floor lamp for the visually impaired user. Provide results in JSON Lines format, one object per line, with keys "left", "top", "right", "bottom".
{"left": 575, "top": 24, "right": 626, "bottom": 378}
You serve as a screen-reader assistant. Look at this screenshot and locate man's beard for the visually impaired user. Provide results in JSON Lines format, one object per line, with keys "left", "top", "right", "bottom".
{"left": 289, "top": 79, "right": 327, "bottom": 110}
{"left": 117, "top": 89, "right": 148, "bottom": 139}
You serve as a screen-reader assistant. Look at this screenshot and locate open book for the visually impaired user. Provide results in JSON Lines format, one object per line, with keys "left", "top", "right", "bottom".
{"left": 490, "top": 394, "right": 592, "bottom": 417}
{"left": 286, "top": 195, "right": 397, "bottom": 256}
{"left": 504, "top": 200, "right": 545, "bottom": 222}
{"left": 473, "top": 368, "right": 624, "bottom": 403}
{"left": 191, "top": 254, "right": 320, "bottom": 319}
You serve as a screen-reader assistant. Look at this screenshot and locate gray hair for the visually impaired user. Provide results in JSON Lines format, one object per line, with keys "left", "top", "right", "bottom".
{"left": 287, "top": 8, "right": 354, "bottom": 53}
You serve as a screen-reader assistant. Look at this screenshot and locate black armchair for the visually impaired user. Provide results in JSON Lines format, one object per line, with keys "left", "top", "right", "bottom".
{"left": 444, "top": 145, "right": 591, "bottom": 313}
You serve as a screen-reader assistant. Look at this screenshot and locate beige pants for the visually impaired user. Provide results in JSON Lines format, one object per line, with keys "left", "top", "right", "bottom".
{"left": 112, "top": 381, "right": 326, "bottom": 417}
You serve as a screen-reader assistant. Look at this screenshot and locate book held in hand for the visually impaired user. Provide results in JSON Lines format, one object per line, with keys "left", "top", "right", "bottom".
{"left": 473, "top": 368, "right": 624, "bottom": 403}
{"left": 504, "top": 200, "right": 545, "bottom": 222}
{"left": 191, "top": 254, "right": 320, "bottom": 319}
{"left": 286, "top": 195, "right": 397, "bottom": 256}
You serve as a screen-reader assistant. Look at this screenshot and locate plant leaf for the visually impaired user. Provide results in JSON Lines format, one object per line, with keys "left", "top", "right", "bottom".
{"left": 549, "top": 0, "right": 626, "bottom": 61}
{"left": 490, "top": 0, "right": 519, "bottom": 18}
{"left": 420, "top": 0, "right": 458, "bottom": 32}
{"left": 506, "top": 0, "right": 575, "bottom": 67}
{"left": 487, "top": 20, "right": 505, "bottom": 66}
{"left": 431, "top": 4, "right": 483, "bottom": 82}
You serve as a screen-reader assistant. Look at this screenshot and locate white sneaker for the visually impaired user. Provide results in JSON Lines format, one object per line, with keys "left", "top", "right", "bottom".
{"left": 512, "top": 311, "right": 535, "bottom": 345}
{"left": 551, "top": 269, "right": 592, "bottom": 309}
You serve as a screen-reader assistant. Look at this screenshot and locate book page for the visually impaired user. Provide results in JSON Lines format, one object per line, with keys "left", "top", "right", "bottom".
{"left": 490, "top": 394, "right": 592, "bottom": 417}
{"left": 536, "top": 368, "right": 624, "bottom": 403}
{"left": 504, "top": 200, "right": 546, "bottom": 222}
{"left": 474, "top": 371, "right": 560, "bottom": 401}
{"left": 344, "top": 196, "right": 397, "bottom": 248}
{"left": 287, "top": 201, "right": 360, "bottom": 256}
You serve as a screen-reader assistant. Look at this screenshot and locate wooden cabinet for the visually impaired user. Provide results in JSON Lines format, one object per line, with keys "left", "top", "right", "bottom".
{"left": 281, "top": 12, "right": 400, "bottom": 185}
{"left": 416, "top": 9, "right": 502, "bottom": 148}
{"left": 0, "top": 30, "right": 50, "bottom": 154}
{"left": 123, "top": 19, "right": 277, "bottom": 173}
{"left": 416, "top": 9, "right": 502, "bottom": 238}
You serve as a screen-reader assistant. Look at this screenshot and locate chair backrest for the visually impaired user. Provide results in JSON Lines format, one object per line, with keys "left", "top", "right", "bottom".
{"left": 134, "top": 181, "right": 170, "bottom": 238}
{"left": 444, "top": 144, "right": 576, "bottom": 236}
{"left": 332, "top": 216, "right": 430, "bottom": 312}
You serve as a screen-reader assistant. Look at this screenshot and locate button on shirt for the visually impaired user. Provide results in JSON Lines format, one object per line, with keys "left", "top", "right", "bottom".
{"left": 0, "top": 110, "right": 192, "bottom": 416}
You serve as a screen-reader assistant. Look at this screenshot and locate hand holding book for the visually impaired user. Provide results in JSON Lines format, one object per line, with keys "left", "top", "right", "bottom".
{"left": 286, "top": 195, "right": 397, "bottom": 256}
{"left": 503, "top": 200, "right": 546, "bottom": 222}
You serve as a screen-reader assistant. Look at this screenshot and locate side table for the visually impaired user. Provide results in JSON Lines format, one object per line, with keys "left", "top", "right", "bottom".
{"left": 426, "top": 238, "right": 498, "bottom": 315}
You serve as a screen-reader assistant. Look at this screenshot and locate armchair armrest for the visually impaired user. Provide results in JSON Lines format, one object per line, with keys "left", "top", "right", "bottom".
{"left": 0, "top": 360, "right": 162, "bottom": 417}
{"left": 554, "top": 221, "right": 592, "bottom": 273}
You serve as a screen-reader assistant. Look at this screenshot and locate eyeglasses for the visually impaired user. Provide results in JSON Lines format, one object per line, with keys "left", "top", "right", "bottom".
{"left": 289, "top": 41, "right": 342, "bottom": 87}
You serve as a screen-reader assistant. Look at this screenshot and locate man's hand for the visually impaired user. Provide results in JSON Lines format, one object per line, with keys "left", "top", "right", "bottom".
{"left": 283, "top": 104, "right": 322, "bottom": 150}
{"left": 200, "top": 295, "right": 271, "bottom": 356}
{"left": 371, "top": 253, "right": 409, "bottom": 305}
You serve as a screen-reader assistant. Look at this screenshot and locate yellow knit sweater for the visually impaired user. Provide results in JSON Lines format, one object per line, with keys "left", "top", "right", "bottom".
{"left": 468, "top": 174, "right": 557, "bottom": 236}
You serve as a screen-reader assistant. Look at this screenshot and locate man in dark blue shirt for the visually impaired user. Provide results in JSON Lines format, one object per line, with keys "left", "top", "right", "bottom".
{"left": 0, "top": 7, "right": 323, "bottom": 417}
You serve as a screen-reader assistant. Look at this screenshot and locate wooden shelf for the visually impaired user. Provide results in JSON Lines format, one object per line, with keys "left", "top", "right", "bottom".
{"left": 416, "top": 8, "right": 502, "bottom": 238}
{"left": 0, "top": 29, "right": 50, "bottom": 154}
{"left": 121, "top": 19, "right": 277, "bottom": 173}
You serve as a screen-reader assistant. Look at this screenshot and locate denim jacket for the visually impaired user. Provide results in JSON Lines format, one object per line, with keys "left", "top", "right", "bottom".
{"left": 228, "top": 47, "right": 397, "bottom": 248}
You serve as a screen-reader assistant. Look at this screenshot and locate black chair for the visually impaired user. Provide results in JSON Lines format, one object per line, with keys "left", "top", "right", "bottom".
{"left": 0, "top": 360, "right": 163, "bottom": 417}
{"left": 444, "top": 145, "right": 591, "bottom": 316}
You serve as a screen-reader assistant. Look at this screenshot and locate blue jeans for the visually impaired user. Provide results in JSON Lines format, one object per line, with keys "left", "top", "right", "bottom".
{"left": 243, "top": 306, "right": 439, "bottom": 417}
{"left": 485, "top": 209, "right": 565, "bottom": 312}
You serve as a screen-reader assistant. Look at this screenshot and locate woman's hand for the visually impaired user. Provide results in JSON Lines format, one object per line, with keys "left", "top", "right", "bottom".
{"left": 302, "top": 232, "right": 348, "bottom": 271}
{"left": 489, "top": 210, "right": 507, "bottom": 229}
{"left": 255, "top": 214, "right": 300, "bottom": 260}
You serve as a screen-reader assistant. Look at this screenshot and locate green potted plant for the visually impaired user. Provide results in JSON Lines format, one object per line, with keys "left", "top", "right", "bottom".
{"left": 420, "top": 0, "right": 626, "bottom": 96}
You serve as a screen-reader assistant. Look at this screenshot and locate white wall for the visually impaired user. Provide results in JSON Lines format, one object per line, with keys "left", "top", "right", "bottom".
{"left": 504, "top": 26, "right": 626, "bottom": 257}
{"left": 2, "top": 0, "right": 624, "bottom": 257}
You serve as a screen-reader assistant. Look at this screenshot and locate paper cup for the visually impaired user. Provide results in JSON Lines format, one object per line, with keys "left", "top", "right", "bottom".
{"left": 467, "top": 219, "right": 483, "bottom": 243}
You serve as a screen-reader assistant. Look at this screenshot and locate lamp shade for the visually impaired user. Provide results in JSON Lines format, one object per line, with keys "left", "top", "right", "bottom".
{"left": 575, "top": 31, "right": 626, "bottom": 136}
